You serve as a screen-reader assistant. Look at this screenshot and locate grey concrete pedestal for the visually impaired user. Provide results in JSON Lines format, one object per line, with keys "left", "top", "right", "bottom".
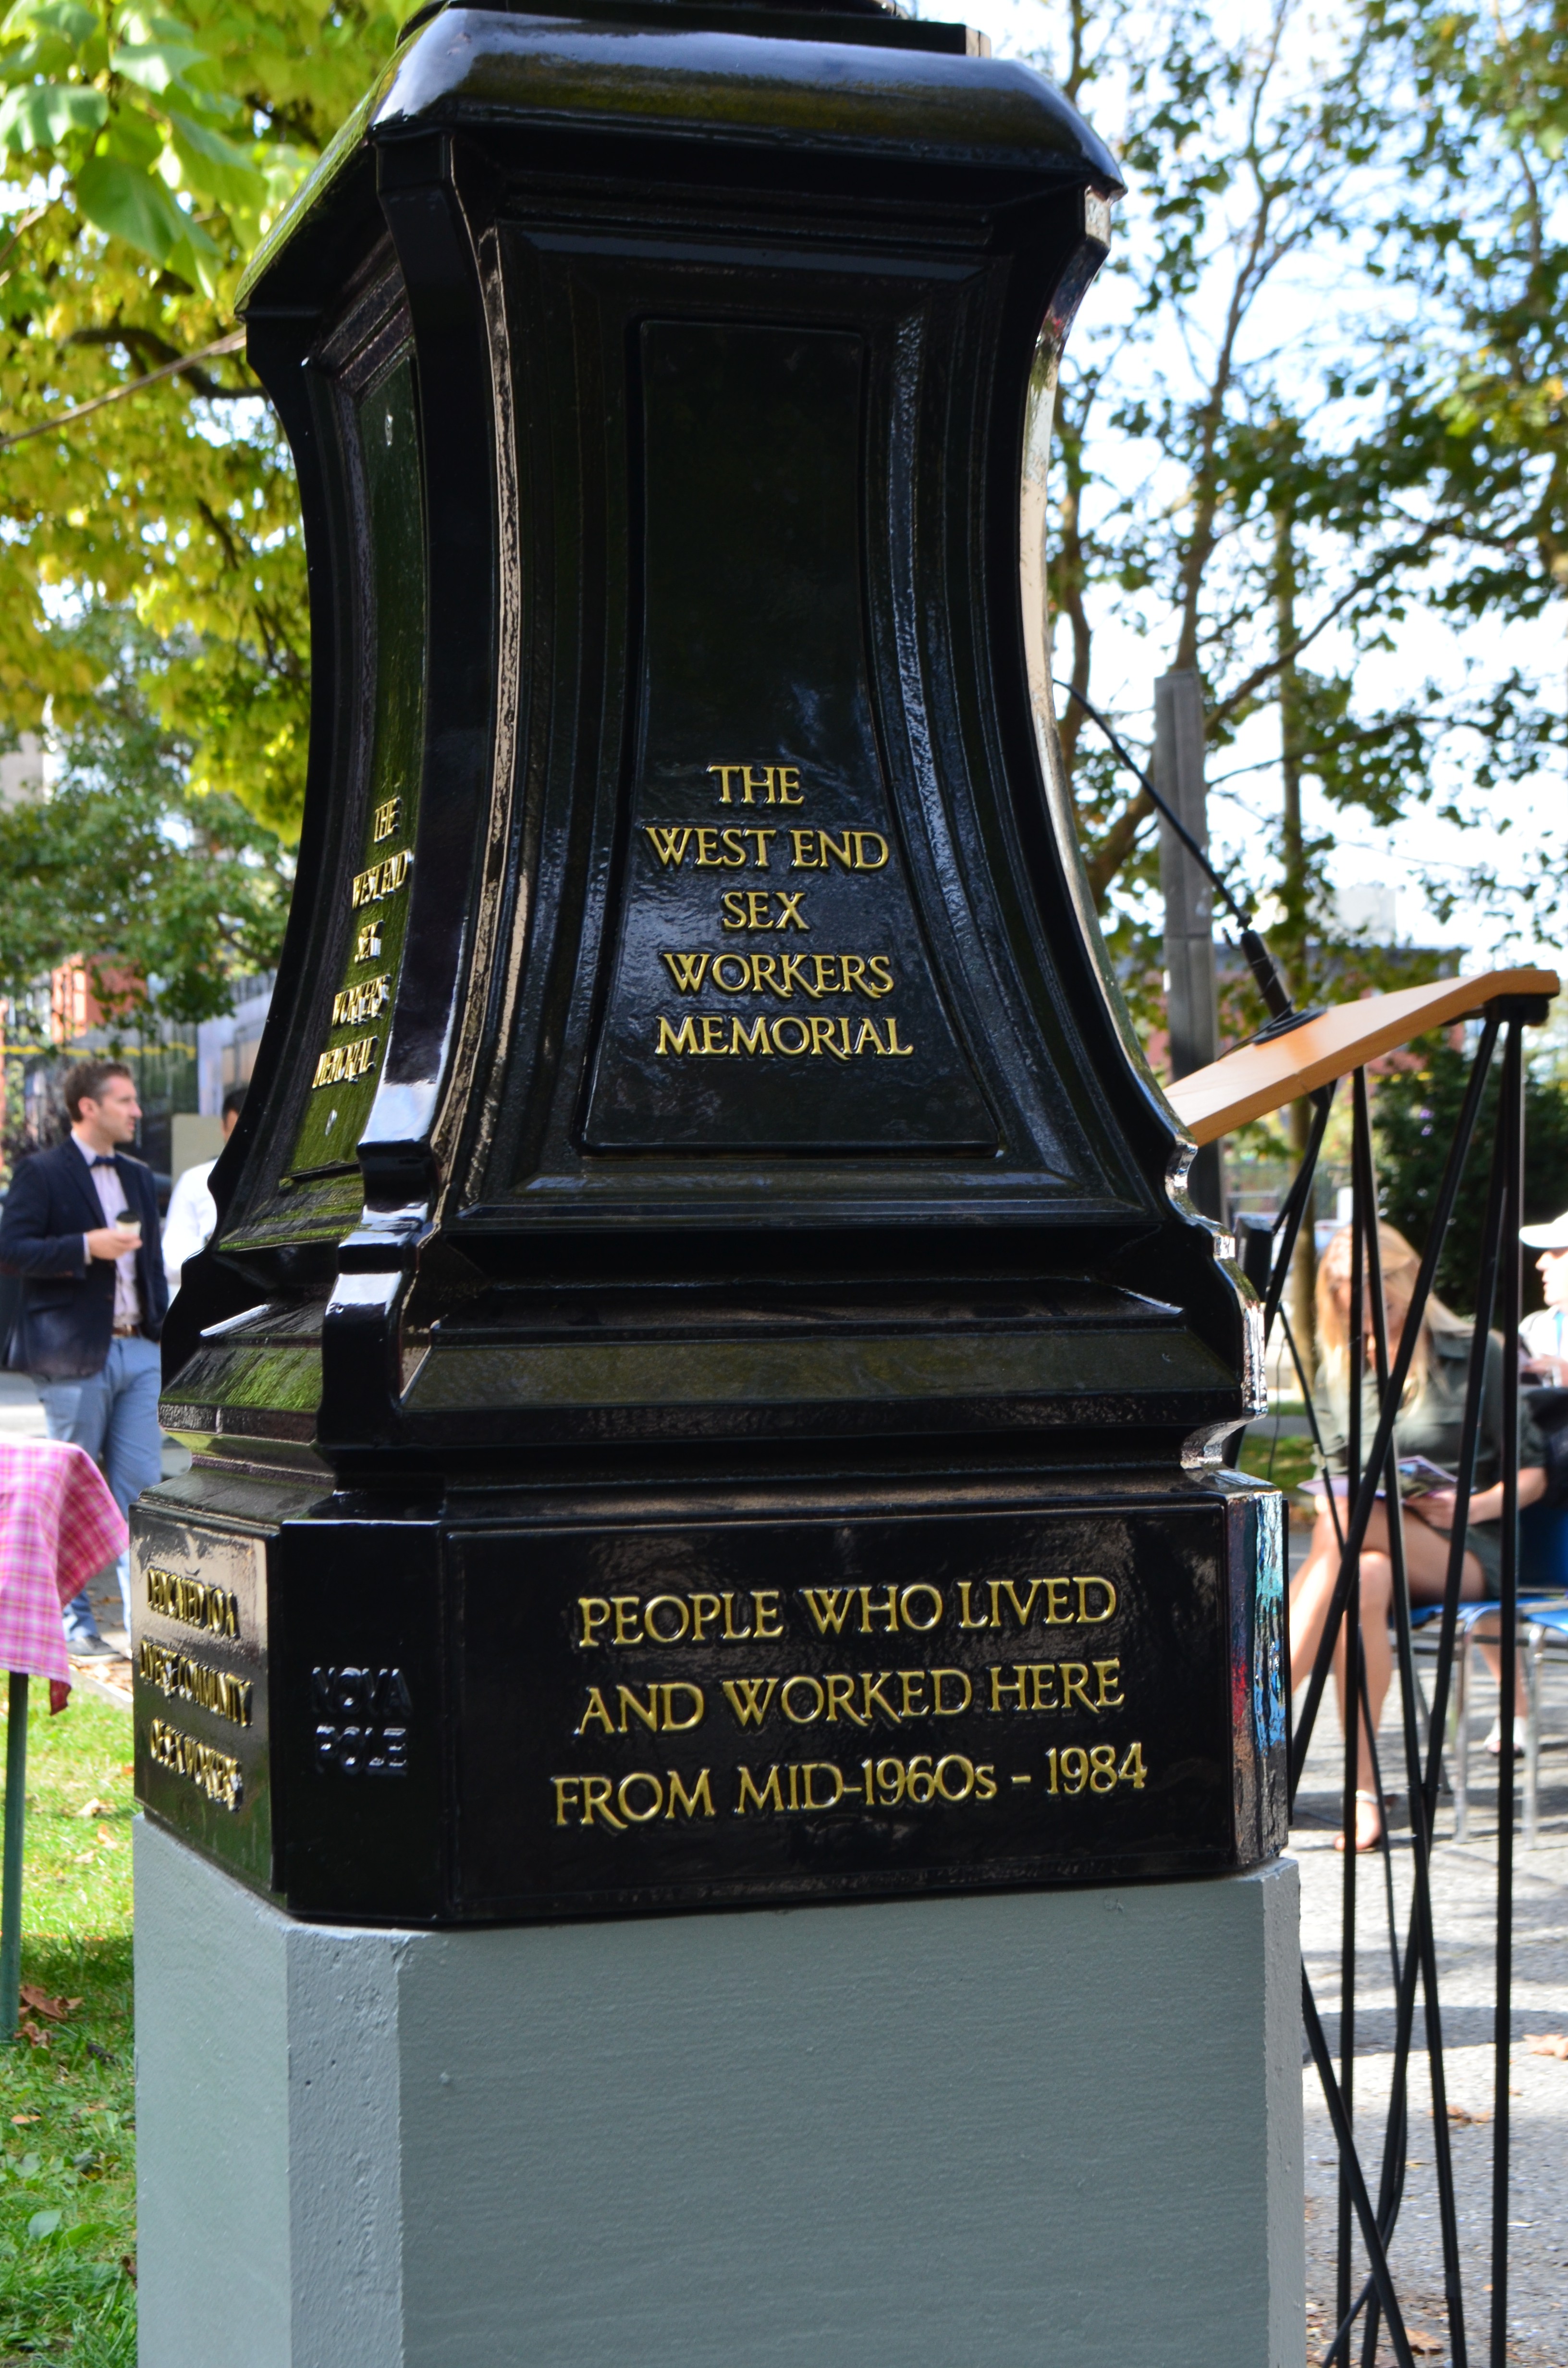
{"left": 134, "top": 1818, "right": 1303, "bottom": 2368}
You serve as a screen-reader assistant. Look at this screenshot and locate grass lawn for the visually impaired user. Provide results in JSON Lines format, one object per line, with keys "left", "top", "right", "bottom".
{"left": 0, "top": 1684, "right": 135, "bottom": 2366}
{"left": 1238, "top": 1429, "right": 1318, "bottom": 1496}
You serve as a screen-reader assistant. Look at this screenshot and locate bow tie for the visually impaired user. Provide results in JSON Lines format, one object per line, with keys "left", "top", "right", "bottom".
{"left": 90, "top": 1156, "right": 118, "bottom": 1170}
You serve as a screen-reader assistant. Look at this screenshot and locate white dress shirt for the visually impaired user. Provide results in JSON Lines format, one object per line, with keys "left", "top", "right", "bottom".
{"left": 161, "top": 1159, "right": 218, "bottom": 1296}
{"left": 70, "top": 1131, "right": 140, "bottom": 1331}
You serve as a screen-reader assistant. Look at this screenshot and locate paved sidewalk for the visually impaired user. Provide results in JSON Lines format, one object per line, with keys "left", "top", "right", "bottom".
{"left": 1295, "top": 1627, "right": 1568, "bottom": 2365}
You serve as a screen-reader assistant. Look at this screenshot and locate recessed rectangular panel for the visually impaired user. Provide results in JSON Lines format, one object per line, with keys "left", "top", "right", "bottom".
{"left": 289, "top": 351, "right": 427, "bottom": 1179}
{"left": 585, "top": 320, "right": 994, "bottom": 1151}
{"left": 453, "top": 1501, "right": 1279, "bottom": 1916}
{"left": 132, "top": 1512, "right": 271, "bottom": 1891}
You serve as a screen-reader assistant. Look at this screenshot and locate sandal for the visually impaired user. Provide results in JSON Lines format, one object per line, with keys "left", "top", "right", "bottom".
{"left": 1334, "top": 1789, "right": 1383, "bottom": 1853}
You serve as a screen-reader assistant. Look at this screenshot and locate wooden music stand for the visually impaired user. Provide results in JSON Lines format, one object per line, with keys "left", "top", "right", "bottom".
{"left": 1165, "top": 968, "right": 1561, "bottom": 1146}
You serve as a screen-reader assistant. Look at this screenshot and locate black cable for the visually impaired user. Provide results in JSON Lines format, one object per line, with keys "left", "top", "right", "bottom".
{"left": 1056, "top": 678, "right": 1304, "bottom": 1034}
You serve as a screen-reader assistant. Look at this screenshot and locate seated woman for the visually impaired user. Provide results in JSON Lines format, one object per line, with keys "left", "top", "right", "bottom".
{"left": 1289, "top": 1222, "right": 1544, "bottom": 1851}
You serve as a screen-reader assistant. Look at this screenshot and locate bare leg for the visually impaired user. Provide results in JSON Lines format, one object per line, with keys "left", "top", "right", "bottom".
{"left": 1288, "top": 1500, "right": 1489, "bottom": 1843}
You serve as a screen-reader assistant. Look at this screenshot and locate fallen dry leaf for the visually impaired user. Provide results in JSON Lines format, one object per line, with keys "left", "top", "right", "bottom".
{"left": 1406, "top": 2331, "right": 1445, "bottom": 2357}
{"left": 75, "top": 1798, "right": 113, "bottom": 1820}
{"left": 10, "top": 2113, "right": 38, "bottom": 2126}
{"left": 1447, "top": 2104, "right": 1490, "bottom": 2124}
{"left": 1525, "top": 2032, "right": 1568, "bottom": 2060}
{"left": 19, "top": 1987, "right": 81, "bottom": 2023}
{"left": 18, "top": 2018, "right": 49, "bottom": 2048}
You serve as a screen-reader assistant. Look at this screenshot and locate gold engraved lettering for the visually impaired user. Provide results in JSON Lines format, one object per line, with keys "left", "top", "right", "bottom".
{"left": 331, "top": 974, "right": 391, "bottom": 1030}
{"left": 138, "top": 1638, "right": 252, "bottom": 1727}
{"left": 736, "top": 1763, "right": 784, "bottom": 1814}
{"left": 1029, "top": 1663, "right": 1059, "bottom": 1711}
{"left": 144, "top": 1566, "right": 241, "bottom": 1640}
{"left": 707, "top": 763, "right": 805, "bottom": 807}
{"left": 579, "top": 1774, "right": 625, "bottom": 1830}
{"left": 722, "top": 1677, "right": 778, "bottom": 1728}
{"left": 612, "top": 1596, "right": 643, "bottom": 1645}
{"left": 311, "top": 1034, "right": 378, "bottom": 1090}
{"left": 577, "top": 1597, "right": 612, "bottom": 1646}
{"left": 576, "top": 1686, "right": 614, "bottom": 1737}
{"left": 645, "top": 826, "right": 693, "bottom": 867}
{"left": 788, "top": 829, "right": 889, "bottom": 872}
{"left": 753, "top": 1591, "right": 784, "bottom": 1639}
{"left": 780, "top": 1674, "right": 825, "bottom": 1724}
{"left": 990, "top": 1665, "right": 1027, "bottom": 1712}
{"left": 899, "top": 1584, "right": 943, "bottom": 1632}
{"left": 801, "top": 1587, "right": 855, "bottom": 1635}
{"left": 665, "top": 1768, "right": 715, "bottom": 1819}
{"left": 958, "top": 1582, "right": 989, "bottom": 1630}
{"left": 985, "top": 1660, "right": 1117, "bottom": 1714}
{"left": 662, "top": 952, "right": 710, "bottom": 992}
{"left": 999, "top": 1579, "right": 1044, "bottom": 1630}
{"left": 1078, "top": 1577, "right": 1118, "bottom": 1623}
{"left": 931, "top": 1667, "right": 972, "bottom": 1715}
{"left": 616, "top": 1684, "right": 662, "bottom": 1735}
{"left": 355, "top": 922, "right": 383, "bottom": 962}
{"left": 860, "top": 1670, "right": 900, "bottom": 1723}
{"left": 823, "top": 1672, "right": 869, "bottom": 1726}
{"left": 147, "top": 1717, "right": 243, "bottom": 1811}
{"left": 1060, "top": 1662, "right": 1095, "bottom": 1714}
{"left": 858, "top": 1585, "right": 900, "bottom": 1635}
{"left": 617, "top": 1771, "right": 664, "bottom": 1823}
{"left": 371, "top": 795, "right": 403, "bottom": 844}
{"left": 552, "top": 1769, "right": 716, "bottom": 1827}
{"left": 351, "top": 849, "right": 412, "bottom": 908}
{"left": 690, "top": 1594, "right": 722, "bottom": 1643}
{"left": 897, "top": 1669, "right": 928, "bottom": 1719}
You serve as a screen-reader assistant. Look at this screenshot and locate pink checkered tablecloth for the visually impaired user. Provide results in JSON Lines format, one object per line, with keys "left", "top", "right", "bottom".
{"left": 0, "top": 1441, "right": 126, "bottom": 1701}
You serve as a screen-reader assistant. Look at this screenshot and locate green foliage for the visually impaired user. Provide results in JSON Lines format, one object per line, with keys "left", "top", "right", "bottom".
{"left": 0, "top": 0, "right": 403, "bottom": 839}
{"left": 0, "top": 1686, "right": 135, "bottom": 2362}
{"left": 1037, "top": 0, "right": 1568, "bottom": 991}
{"left": 1375, "top": 1035, "right": 1568, "bottom": 1312}
{"left": 0, "top": 605, "right": 292, "bottom": 1020}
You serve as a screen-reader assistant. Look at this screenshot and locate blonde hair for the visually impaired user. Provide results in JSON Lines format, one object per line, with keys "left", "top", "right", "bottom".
{"left": 1315, "top": 1221, "right": 1469, "bottom": 1404}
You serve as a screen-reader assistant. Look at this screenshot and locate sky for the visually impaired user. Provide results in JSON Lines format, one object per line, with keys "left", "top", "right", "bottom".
{"left": 911, "top": 0, "right": 1567, "bottom": 975}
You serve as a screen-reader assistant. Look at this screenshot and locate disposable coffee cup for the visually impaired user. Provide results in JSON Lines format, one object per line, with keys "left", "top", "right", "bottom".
{"left": 113, "top": 1216, "right": 142, "bottom": 1243}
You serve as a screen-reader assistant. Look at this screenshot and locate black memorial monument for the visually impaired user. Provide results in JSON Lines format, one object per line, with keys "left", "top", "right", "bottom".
{"left": 136, "top": 0, "right": 1286, "bottom": 1925}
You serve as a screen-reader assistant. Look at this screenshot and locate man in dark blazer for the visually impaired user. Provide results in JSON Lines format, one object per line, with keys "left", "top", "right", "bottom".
{"left": 0, "top": 1060, "right": 168, "bottom": 1654}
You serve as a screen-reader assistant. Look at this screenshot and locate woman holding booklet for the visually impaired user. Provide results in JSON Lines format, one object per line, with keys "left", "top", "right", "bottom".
{"left": 1289, "top": 1222, "right": 1544, "bottom": 1851}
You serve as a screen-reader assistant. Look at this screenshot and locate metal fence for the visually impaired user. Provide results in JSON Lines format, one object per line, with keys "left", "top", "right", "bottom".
{"left": 1248, "top": 987, "right": 1545, "bottom": 2368}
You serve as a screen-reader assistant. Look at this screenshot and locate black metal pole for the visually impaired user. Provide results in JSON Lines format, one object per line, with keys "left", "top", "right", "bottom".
{"left": 0, "top": 1673, "right": 28, "bottom": 2042}
{"left": 1491, "top": 1018, "right": 1524, "bottom": 2368}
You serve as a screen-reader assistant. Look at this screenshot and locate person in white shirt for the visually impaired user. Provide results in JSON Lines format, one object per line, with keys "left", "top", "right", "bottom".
{"left": 1519, "top": 1209, "right": 1568, "bottom": 1382}
{"left": 162, "top": 1086, "right": 245, "bottom": 1298}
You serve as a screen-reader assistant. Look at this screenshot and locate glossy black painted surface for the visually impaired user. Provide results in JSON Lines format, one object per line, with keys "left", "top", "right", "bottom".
{"left": 135, "top": 0, "right": 1279, "bottom": 1921}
